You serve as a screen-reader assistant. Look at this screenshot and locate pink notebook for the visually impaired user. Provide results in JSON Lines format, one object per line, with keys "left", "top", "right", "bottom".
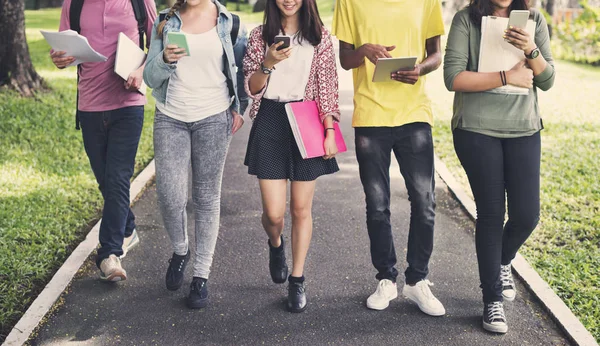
{"left": 285, "top": 101, "right": 347, "bottom": 159}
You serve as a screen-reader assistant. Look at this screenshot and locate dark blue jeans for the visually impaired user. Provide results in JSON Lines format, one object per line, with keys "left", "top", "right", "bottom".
{"left": 453, "top": 129, "right": 540, "bottom": 303}
{"left": 355, "top": 122, "right": 436, "bottom": 285}
{"left": 78, "top": 106, "right": 144, "bottom": 268}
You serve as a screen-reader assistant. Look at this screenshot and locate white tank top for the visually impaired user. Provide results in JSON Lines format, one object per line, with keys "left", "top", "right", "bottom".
{"left": 157, "top": 26, "right": 231, "bottom": 123}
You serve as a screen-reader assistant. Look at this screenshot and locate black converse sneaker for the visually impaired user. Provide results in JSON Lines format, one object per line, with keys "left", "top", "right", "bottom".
{"left": 186, "top": 277, "right": 209, "bottom": 309}
{"left": 500, "top": 264, "right": 516, "bottom": 301}
{"left": 483, "top": 301, "right": 508, "bottom": 333}
{"left": 165, "top": 250, "right": 190, "bottom": 291}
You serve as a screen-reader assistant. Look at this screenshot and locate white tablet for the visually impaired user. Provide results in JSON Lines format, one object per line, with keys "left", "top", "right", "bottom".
{"left": 372, "top": 57, "right": 418, "bottom": 83}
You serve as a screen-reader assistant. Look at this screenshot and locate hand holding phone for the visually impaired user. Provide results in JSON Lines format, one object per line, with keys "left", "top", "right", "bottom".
{"left": 167, "top": 32, "right": 190, "bottom": 56}
{"left": 264, "top": 36, "right": 293, "bottom": 68}
{"left": 274, "top": 35, "right": 291, "bottom": 51}
{"left": 507, "top": 10, "right": 529, "bottom": 30}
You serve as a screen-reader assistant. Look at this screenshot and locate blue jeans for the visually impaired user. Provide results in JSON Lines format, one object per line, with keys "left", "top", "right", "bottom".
{"left": 453, "top": 129, "right": 540, "bottom": 303}
{"left": 355, "top": 122, "right": 436, "bottom": 285}
{"left": 78, "top": 106, "right": 144, "bottom": 268}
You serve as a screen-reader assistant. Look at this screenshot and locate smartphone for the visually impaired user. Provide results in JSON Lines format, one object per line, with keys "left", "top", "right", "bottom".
{"left": 167, "top": 32, "right": 191, "bottom": 56}
{"left": 507, "top": 10, "right": 530, "bottom": 29}
{"left": 274, "top": 35, "right": 291, "bottom": 51}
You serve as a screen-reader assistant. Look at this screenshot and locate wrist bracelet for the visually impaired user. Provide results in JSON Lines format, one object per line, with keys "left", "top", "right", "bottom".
{"left": 500, "top": 71, "right": 507, "bottom": 86}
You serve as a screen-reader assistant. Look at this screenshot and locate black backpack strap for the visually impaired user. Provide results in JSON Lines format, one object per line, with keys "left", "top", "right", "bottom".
{"left": 159, "top": 13, "right": 166, "bottom": 22}
{"left": 75, "top": 66, "right": 81, "bottom": 130}
{"left": 69, "top": 0, "right": 84, "bottom": 33}
{"left": 230, "top": 13, "right": 240, "bottom": 46}
{"left": 69, "top": 0, "right": 84, "bottom": 129}
{"left": 130, "top": 0, "right": 147, "bottom": 50}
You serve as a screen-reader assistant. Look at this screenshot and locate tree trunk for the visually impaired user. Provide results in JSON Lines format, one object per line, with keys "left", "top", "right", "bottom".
{"left": 253, "top": 0, "right": 266, "bottom": 12}
{"left": 545, "top": 0, "right": 555, "bottom": 38}
{"left": 0, "top": 0, "right": 43, "bottom": 96}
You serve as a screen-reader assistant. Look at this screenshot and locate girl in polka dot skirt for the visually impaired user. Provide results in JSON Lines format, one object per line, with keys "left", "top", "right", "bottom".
{"left": 243, "top": 0, "right": 340, "bottom": 313}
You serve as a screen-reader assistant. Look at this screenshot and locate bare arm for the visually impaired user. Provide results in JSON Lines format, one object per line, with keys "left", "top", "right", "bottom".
{"left": 338, "top": 41, "right": 395, "bottom": 71}
{"left": 248, "top": 42, "right": 291, "bottom": 95}
{"left": 392, "top": 36, "right": 442, "bottom": 84}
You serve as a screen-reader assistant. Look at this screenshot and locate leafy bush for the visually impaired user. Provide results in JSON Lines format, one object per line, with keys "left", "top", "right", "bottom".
{"left": 552, "top": 1, "right": 600, "bottom": 65}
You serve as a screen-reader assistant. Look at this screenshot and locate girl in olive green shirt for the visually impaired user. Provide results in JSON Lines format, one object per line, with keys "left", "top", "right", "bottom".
{"left": 443, "top": 0, "right": 555, "bottom": 335}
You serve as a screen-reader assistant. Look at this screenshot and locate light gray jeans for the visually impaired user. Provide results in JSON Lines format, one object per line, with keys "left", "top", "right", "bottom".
{"left": 154, "top": 108, "right": 232, "bottom": 279}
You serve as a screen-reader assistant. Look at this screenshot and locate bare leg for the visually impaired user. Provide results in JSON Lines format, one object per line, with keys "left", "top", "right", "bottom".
{"left": 259, "top": 179, "right": 288, "bottom": 247}
{"left": 289, "top": 180, "right": 317, "bottom": 277}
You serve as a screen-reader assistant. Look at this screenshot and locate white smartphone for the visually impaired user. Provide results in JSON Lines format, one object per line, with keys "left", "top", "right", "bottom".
{"left": 507, "top": 10, "right": 530, "bottom": 29}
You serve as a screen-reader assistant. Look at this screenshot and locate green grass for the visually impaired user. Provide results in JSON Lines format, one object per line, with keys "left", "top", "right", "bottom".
{"left": 0, "top": 8, "right": 155, "bottom": 340}
{"left": 428, "top": 59, "right": 600, "bottom": 342}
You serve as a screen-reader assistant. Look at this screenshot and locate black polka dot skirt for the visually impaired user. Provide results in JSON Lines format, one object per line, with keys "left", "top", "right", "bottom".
{"left": 244, "top": 98, "right": 339, "bottom": 181}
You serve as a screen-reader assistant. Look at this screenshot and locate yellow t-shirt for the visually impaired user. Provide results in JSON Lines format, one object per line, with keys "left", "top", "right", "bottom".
{"left": 332, "top": 0, "right": 445, "bottom": 127}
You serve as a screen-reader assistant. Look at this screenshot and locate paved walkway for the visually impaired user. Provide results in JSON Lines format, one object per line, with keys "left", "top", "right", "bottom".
{"left": 29, "top": 66, "right": 569, "bottom": 346}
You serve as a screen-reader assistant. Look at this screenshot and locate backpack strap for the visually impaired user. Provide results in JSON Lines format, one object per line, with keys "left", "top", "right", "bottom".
{"left": 230, "top": 13, "right": 240, "bottom": 46}
{"left": 130, "top": 0, "right": 147, "bottom": 50}
{"left": 69, "top": 0, "right": 84, "bottom": 34}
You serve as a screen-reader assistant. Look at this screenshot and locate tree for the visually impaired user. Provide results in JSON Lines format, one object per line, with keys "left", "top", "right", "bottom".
{"left": 0, "top": 0, "right": 44, "bottom": 96}
{"left": 253, "top": 0, "right": 266, "bottom": 12}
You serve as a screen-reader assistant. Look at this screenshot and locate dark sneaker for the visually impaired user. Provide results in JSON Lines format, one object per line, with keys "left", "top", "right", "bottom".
{"left": 483, "top": 301, "right": 508, "bottom": 333}
{"left": 287, "top": 278, "right": 307, "bottom": 313}
{"left": 269, "top": 237, "right": 288, "bottom": 284}
{"left": 186, "top": 277, "right": 209, "bottom": 309}
{"left": 500, "top": 264, "right": 517, "bottom": 301}
{"left": 165, "top": 250, "right": 190, "bottom": 291}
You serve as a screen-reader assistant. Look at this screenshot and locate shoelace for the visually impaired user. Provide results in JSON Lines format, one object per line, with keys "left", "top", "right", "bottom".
{"left": 290, "top": 282, "right": 305, "bottom": 295}
{"left": 169, "top": 255, "right": 186, "bottom": 272}
{"left": 487, "top": 302, "right": 506, "bottom": 323}
{"left": 418, "top": 280, "right": 435, "bottom": 300}
{"left": 191, "top": 280, "right": 206, "bottom": 293}
{"left": 500, "top": 265, "right": 514, "bottom": 287}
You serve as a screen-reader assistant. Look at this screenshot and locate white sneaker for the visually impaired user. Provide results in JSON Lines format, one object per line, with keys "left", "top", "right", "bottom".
{"left": 402, "top": 280, "right": 446, "bottom": 316}
{"left": 366, "top": 279, "right": 398, "bottom": 310}
{"left": 500, "top": 264, "right": 516, "bottom": 301}
{"left": 100, "top": 255, "right": 127, "bottom": 282}
{"left": 120, "top": 229, "right": 140, "bottom": 259}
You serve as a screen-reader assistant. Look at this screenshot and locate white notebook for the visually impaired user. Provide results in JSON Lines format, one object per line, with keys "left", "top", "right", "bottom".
{"left": 115, "top": 33, "right": 147, "bottom": 95}
{"left": 478, "top": 16, "right": 536, "bottom": 95}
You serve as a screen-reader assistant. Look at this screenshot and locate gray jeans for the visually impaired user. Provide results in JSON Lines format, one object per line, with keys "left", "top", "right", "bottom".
{"left": 154, "top": 108, "right": 232, "bottom": 279}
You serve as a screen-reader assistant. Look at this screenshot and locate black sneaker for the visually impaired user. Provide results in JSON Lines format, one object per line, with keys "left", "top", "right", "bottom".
{"left": 165, "top": 250, "right": 190, "bottom": 291}
{"left": 186, "top": 277, "right": 209, "bottom": 309}
{"left": 287, "top": 277, "right": 307, "bottom": 313}
{"left": 483, "top": 301, "right": 508, "bottom": 333}
{"left": 269, "top": 237, "right": 288, "bottom": 284}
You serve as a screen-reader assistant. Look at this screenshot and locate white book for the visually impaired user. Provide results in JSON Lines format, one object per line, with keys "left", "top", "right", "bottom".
{"left": 115, "top": 33, "right": 147, "bottom": 95}
{"left": 478, "top": 16, "right": 536, "bottom": 95}
{"left": 40, "top": 30, "right": 107, "bottom": 67}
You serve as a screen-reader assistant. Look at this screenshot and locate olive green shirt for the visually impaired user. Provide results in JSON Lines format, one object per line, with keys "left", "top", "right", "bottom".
{"left": 443, "top": 9, "right": 555, "bottom": 138}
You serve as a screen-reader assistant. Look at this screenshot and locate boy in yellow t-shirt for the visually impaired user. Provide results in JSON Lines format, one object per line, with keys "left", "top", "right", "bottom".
{"left": 333, "top": 0, "right": 446, "bottom": 316}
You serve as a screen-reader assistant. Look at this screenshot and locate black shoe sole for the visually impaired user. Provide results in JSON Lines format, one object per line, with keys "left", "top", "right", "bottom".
{"left": 287, "top": 304, "right": 307, "bottom": 313}
{"left": 166, "top": 283, "right": 182, "bottom": 291}
{"left": 186, "top": 298, "right": 209, "bottom": 309}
